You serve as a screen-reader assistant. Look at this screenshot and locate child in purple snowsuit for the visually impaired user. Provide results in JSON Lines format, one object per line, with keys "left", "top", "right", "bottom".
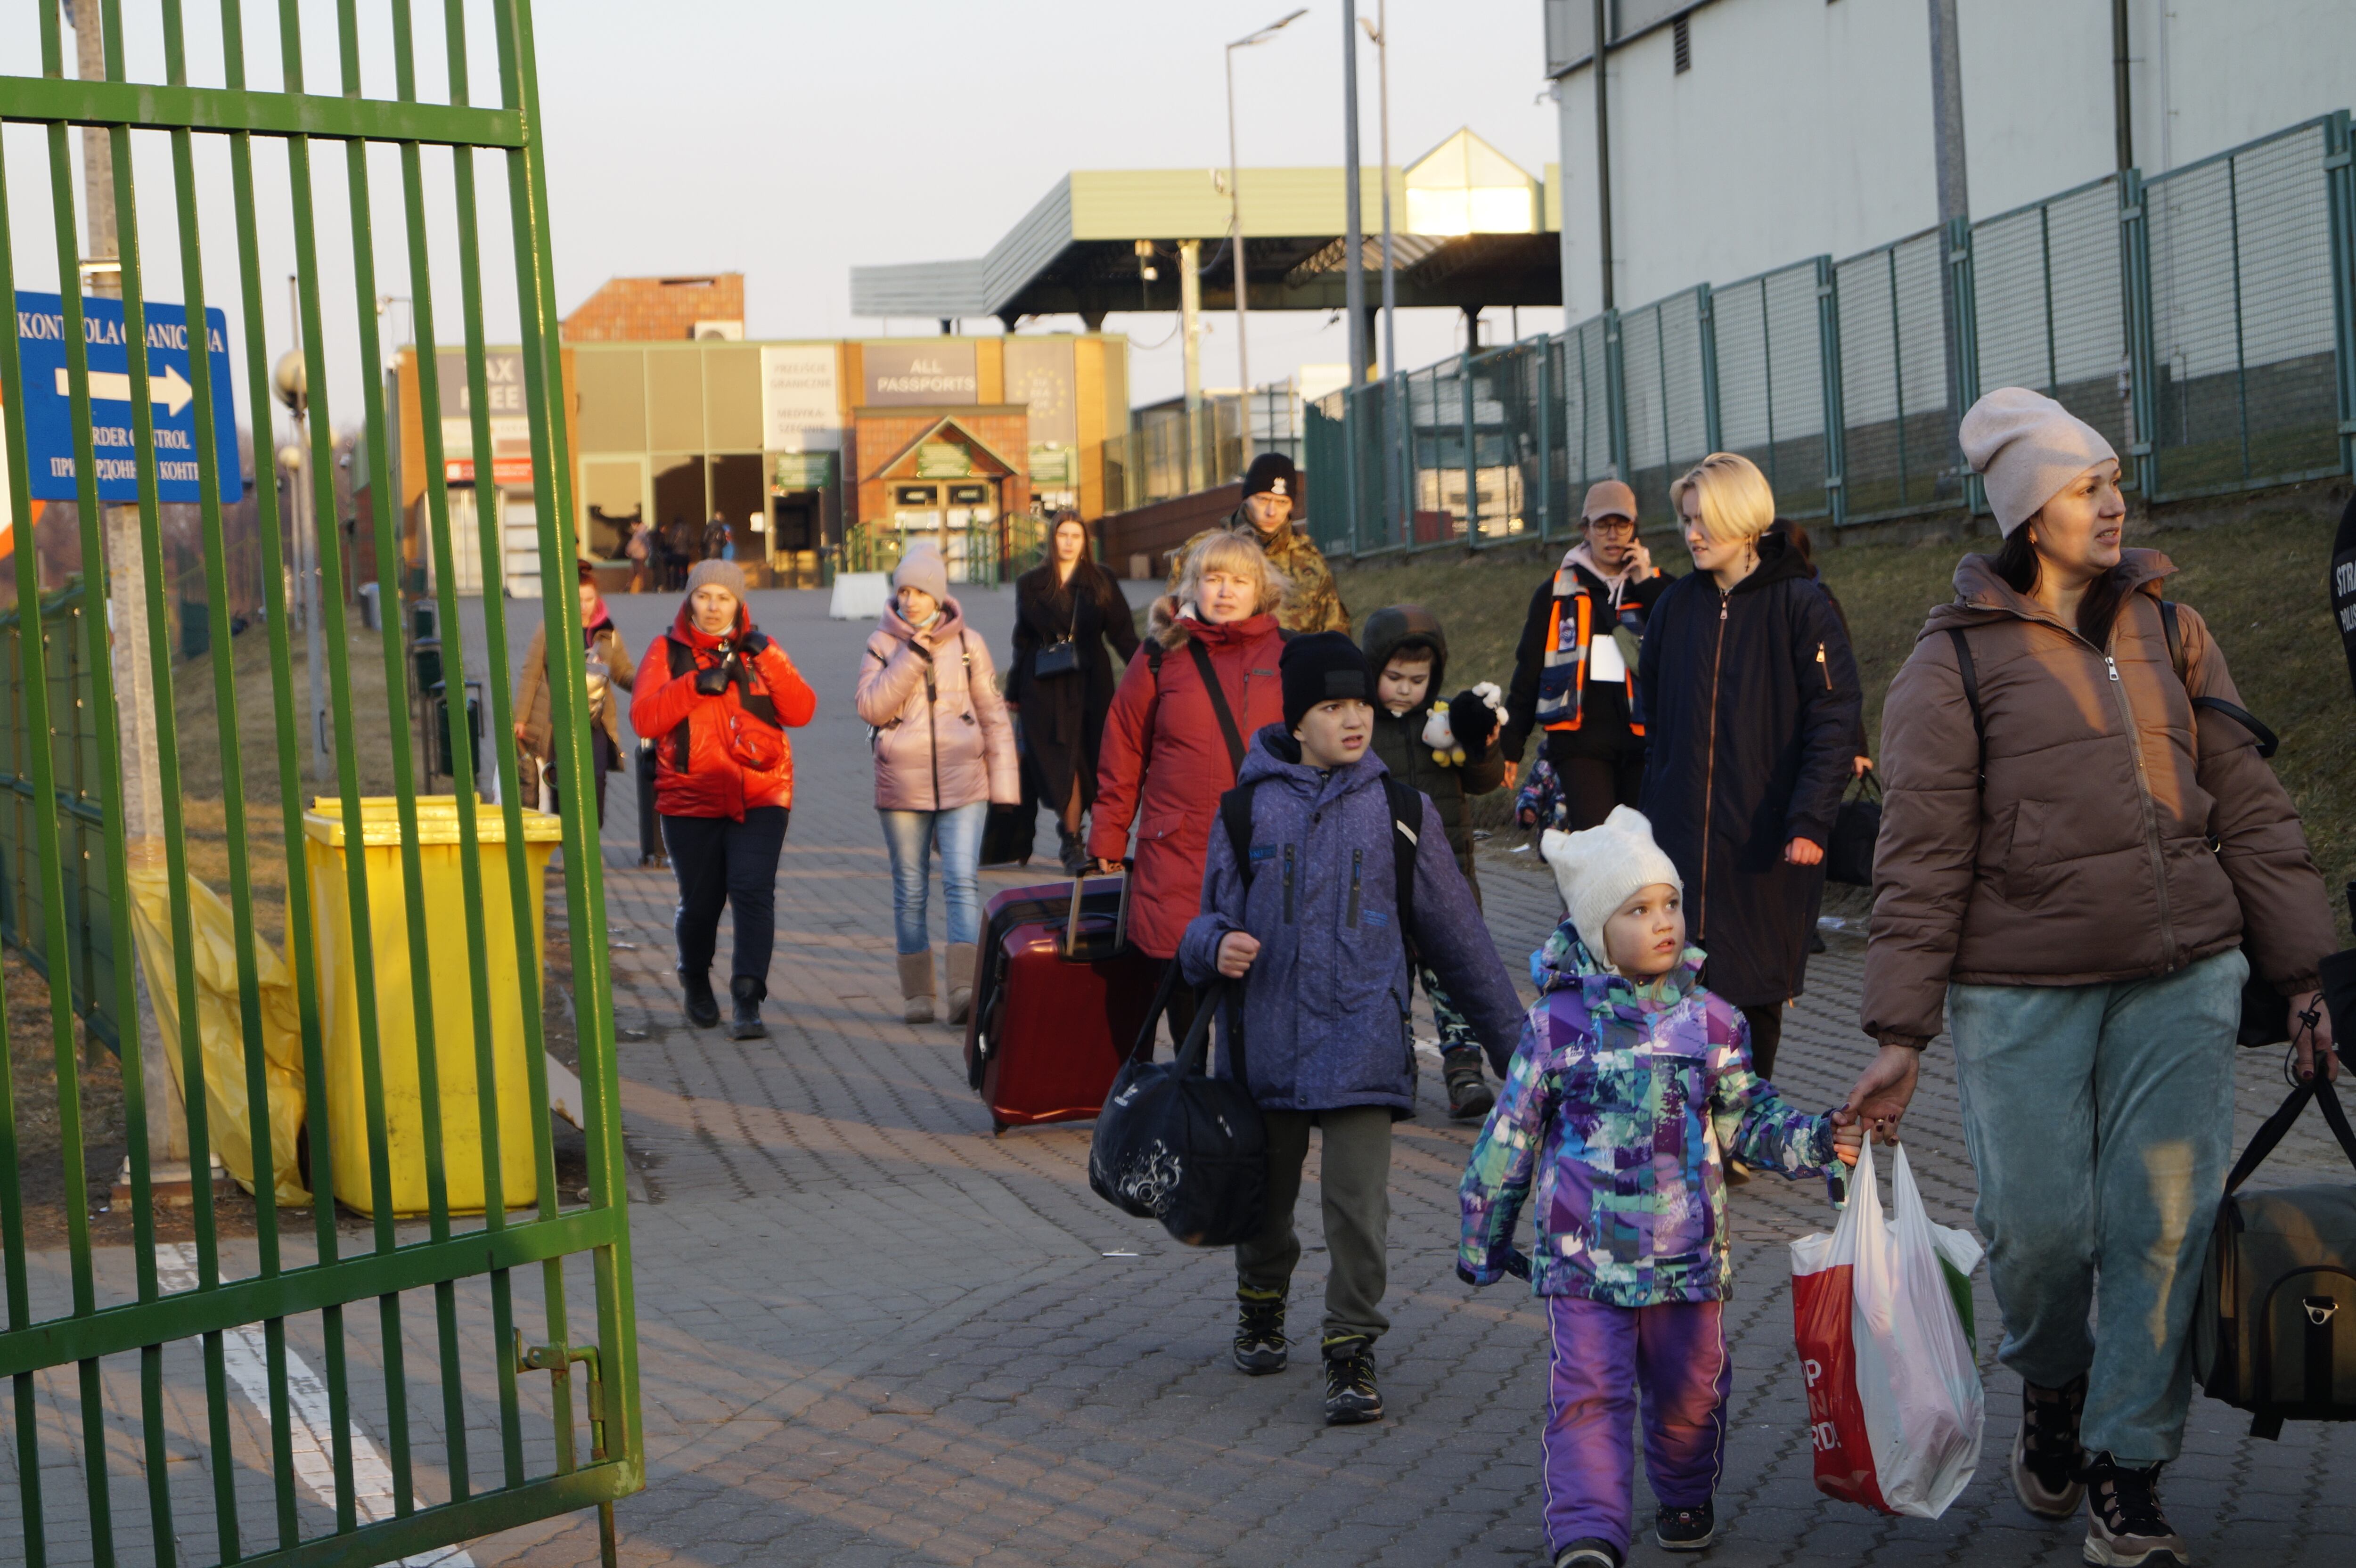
{"left": 1458, "top": 807, "right": 1859, "bottom": 1568}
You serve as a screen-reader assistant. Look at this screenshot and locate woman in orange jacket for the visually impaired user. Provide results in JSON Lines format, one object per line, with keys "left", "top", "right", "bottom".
{"left": 630, "top": 560, "right": 817, "bottom": 1038}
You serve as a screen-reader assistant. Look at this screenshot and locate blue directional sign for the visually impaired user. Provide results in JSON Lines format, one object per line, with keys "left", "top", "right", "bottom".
{"left": 13, "top": 291, "right": 243, "bottom": 504}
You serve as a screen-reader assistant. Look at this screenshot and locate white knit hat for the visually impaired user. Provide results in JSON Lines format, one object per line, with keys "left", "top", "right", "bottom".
{"left": 1541, "top": 806, "right": 1684, "bottom": 964}
{"left": 892, "top": 540, "right": 949, "bottom": 602}
{"left": 1958, "top": 386, "right": 2118, "bottom": 536}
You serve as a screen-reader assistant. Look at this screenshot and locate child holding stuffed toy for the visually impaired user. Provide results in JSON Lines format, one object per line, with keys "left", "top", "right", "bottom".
{"left": 1459, "top": 806, "right": 1860, "bottom": 1568}
{"left": 1359, "top": 604, "right": 1509, "bottom": 1120}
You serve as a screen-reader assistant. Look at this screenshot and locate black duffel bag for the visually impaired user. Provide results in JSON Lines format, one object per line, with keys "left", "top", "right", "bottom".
{"left": 2193, "top": 1053, "right": 2356, "bottom": 1439}
{"left": 1088, "top": 972, "right": 1266, "bottom": 1248}
{"left": 1826, "top": 770, "right": 1882, "bottom": 887}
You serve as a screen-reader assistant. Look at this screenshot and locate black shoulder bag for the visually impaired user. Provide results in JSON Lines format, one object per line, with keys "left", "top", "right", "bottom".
{"left": 1088, "top": 974, "right": 1268, "bottom": 1248}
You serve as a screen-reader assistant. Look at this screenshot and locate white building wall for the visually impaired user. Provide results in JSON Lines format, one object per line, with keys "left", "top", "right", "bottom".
{"left": 1552, "top": 0, "right": 2356, "bottom": 318}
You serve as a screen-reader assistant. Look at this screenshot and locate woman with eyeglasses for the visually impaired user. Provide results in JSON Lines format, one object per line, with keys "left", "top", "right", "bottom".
{"left": 1497, "top": 480, "right": 1673, "bottom": 833}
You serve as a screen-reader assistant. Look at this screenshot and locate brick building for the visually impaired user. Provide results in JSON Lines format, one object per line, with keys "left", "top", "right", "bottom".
{"left": 562, "top": 274, "right": 744, "bottom": 344}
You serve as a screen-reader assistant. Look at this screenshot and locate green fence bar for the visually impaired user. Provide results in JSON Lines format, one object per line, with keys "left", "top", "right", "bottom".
{"left": 0, "top": 3, "right": 640, "bottom": 1564}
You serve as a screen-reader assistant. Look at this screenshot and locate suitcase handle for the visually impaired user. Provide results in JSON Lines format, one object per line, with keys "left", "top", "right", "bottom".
{"left": 1060, "top": 869, "right": 1134, "bottom": 959}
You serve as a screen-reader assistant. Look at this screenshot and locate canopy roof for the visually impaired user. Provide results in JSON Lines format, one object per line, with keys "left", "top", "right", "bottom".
{"left": 851, "top": 129, "right": 1561, "bottom": 326}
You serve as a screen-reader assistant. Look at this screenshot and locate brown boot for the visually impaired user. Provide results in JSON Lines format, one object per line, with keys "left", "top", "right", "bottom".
{"left": 897, "top": 949, "right": 936, "bottom": 1024}
{"left": 945, "top": 942, "right": 979, "bottom": 1025}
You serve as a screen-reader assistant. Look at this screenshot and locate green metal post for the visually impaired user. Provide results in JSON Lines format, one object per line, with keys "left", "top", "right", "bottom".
{"left": 1535, "top": 338, "right": 1554, "bottom": 541}
{"left": 1816, "top": 257, "right": 1848, "bottom": 527}
{"left": 1697, "top": 285, "right": 1722, "bottom": 456}
{"left": 1461, "top": 351, "right": 1478, "bottom": 541}
{"left": 1946, "top": 215, "right": 1983, "bottom": 515}
{"left": 1603, "top": 309, "right": 1629, "bottom": 481}
{"left": 2326, "top": 113, "right": 2356, "bottom": 478}
{"left": 2118, "top": 168, "right": 2161, "bottom": 498}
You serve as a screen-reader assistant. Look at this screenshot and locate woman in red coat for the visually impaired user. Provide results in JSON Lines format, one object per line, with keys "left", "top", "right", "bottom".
{"left": 630, "top": 560, "right": 818, "bottom": 1039}
{"left": 1089, "top": 531, "right": 1289, "bottom": 1025}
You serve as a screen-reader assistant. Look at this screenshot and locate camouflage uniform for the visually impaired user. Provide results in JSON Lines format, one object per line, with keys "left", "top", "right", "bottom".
{"left": 1168, "top": 507, "right": 1350, "bottom": 636}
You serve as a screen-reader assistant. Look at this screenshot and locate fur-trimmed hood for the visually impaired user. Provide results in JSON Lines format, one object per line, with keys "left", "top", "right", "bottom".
{"left": 1146, "top": 594, "right": 1278, "bottom": 652}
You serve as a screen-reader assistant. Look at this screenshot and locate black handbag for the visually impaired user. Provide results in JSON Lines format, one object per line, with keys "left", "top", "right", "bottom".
{"left": 2193, "top": 1067, "right": 2356, "bottom": 1438}
{"left": 1826, "top": 770, "right": 1882, "bottom": 887}
{"left": 1032, "top": 587, "right": 1082, "bottom": 678}
{"left": 1088, "top": 972, "right": 1267, "bottom": 1248}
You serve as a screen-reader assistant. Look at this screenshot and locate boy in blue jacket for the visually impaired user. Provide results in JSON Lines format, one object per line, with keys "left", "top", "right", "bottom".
{"left": 1179, "top": 633, "right": 1525, "bottom": 1426}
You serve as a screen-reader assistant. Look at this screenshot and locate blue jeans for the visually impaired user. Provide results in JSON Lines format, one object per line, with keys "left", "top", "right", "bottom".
{"left": 879, "top": 803, "right": 989, "bottom": 956}
{"left": 1948, "top": 946, "right": 2247, "bottom": 1463}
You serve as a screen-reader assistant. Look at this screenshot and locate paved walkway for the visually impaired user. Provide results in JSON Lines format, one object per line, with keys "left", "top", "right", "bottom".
{"left": 450, "top": 581, "right": 2355, "bottom": 1568}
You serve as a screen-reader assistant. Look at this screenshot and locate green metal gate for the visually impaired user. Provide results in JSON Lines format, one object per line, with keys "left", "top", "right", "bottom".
{"left": 0, "top": 3, "right": 638, "bottom": 1565}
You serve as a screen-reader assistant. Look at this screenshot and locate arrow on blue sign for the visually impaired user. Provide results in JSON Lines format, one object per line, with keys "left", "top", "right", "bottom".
{"left": 12, "top": 291, "right": 243, "bottom": 504}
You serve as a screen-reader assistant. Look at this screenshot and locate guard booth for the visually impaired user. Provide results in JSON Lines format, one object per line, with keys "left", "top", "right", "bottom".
{"left": 0, "top": 7, "right": 640, "bottom": 1566}
{"left": 852, "top": 410, "right": 1031, "bottom": 583}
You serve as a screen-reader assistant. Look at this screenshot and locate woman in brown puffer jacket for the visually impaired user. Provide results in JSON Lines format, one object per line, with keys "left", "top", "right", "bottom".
{"left": 1848, "top": 390, "right": 2337, "bottom": 1563}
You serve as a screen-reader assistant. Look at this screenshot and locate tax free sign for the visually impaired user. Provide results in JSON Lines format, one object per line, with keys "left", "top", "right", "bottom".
{"left": 13, "top": 291, "right": 243, "bottom": 503}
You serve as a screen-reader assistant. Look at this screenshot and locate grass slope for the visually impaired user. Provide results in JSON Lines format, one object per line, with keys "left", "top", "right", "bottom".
{"left": 1332, "top": 507, "right": 2356, "bottom": 943}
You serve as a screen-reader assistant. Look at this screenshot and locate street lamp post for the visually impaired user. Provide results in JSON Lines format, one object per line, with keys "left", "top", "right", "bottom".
{"left": 1361, "top": 2, "right": 1400, "bottom": 541}
{"left": 1227, "top": 8, "right": 1308, "bottom": 470}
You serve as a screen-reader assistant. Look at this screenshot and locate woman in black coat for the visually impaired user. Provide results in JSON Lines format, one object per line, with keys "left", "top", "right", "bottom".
{"left": 1008, "top": 511, "right": 1141, "bottom": 872}
{"left": 1637, "top": 454, "right": 1863, "bottom": 1078}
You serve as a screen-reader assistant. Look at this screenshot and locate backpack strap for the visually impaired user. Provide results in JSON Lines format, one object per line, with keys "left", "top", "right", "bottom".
{"left": 1220, "top": 778, "right": 1265, "bottom": 887}
{"left": 1188, "top": 638, "right": 1248, "bottom": 776}
{"left": 2161, "top": 598, "right": 2278, "bottom": 758}
{"left": 1220, "top": 773, "right": 1421, "bottom": 963}
{"left": 1945, "top": 627, "right": 1986, "bottom": 788}
{"left": 1383, "top": 775, "right": 1422, "bottom": 961}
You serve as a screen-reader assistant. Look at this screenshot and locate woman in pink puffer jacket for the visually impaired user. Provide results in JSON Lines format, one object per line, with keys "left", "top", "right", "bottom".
{"left": 855, "top": 542, "right": 1021, "bottom": 1026}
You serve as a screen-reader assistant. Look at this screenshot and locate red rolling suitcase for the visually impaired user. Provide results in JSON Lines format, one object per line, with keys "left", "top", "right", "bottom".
{"left": 964, "top": 874, "right": 1161, "bottom": 1134}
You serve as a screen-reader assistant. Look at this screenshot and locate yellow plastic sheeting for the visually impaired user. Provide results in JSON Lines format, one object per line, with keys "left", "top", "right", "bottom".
{"left": 303, "top": 797, "right": 562, "bottom": 1217}
{"left": 125, "top": 864, "right": 311, "bottom": 1207}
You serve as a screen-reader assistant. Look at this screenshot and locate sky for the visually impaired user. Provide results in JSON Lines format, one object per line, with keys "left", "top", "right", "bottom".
{"left": 0, "top": 0, "right": 1564, "bottom": 435}
{"left": 531, "top": 0, "right": 1567, "bottom": 404}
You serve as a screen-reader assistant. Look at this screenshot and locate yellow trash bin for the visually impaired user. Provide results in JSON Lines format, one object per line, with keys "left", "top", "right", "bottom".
{"left": 303, "top": 796, "right": 564, "bottom": 1217}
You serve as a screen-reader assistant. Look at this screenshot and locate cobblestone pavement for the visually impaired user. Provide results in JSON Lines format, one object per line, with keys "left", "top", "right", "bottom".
{"left": 464, "top": 584, "right": 2355, "bottom": 1568}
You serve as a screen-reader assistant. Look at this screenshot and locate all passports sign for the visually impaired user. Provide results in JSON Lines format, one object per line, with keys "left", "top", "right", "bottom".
{"left": 12, "top": 291, "right": 243, "bottom": 503}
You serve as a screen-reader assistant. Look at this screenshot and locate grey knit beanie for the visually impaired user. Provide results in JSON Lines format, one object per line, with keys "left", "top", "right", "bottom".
{"left": 684, "top": 557, "right": 746, "bottom": 603}
{"left": 892, "top": 541, "right": 949, "bottom": 603}
{"left": 1959, "top": 387, "right": 2118, "bottom": 536}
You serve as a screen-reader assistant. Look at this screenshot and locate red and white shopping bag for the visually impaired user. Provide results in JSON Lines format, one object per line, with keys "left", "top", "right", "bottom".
{"left": 1790, "top": 1136, "right": 1985, "bottom": 1519}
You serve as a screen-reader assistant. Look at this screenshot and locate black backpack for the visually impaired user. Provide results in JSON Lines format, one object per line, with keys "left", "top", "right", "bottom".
{"left": 1218, "top": 771, "right": 1424, "bottom": 961}
{"left": 1088, "top": 972, "right": 1268, "bottom": 1248}
{"left": 2193, "top": 1073, "right": 2356, "bottom": 1438}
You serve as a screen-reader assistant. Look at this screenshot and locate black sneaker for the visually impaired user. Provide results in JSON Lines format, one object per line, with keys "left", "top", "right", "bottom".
{"left": 1232, "top": 1289, "right": 1288, "bottom": 1375}
{"left": 727, "top": 975, "right": 768, "bottom": 1041}
{"left": 2013, "top": 1374, "right": 2087, "bottom": 1519}
{"left": 1321, "top": 1337, "right": 1383, "bottom": 1425}
{"left": 1443, "top": 1053, "right": 1495, "bottom": 1122}
{"left": 1552, "top": 1541, "right": 1621, "bottom": 1568}
{"left": 681, "top": 972, "right": 720, "bottom": 1029}
{"left": 2080, "top": 1453, "right": 2189, "bottom": 1566}
{"left": 1655, "top": 1501, "right": 1715, "bottom": 1551}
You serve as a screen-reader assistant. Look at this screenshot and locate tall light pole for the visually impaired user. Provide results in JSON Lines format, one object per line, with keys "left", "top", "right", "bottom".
{"left": 1227, "top": 8, "right": 1308, "bottom": 468}
{"left": 1361, "top": 3, "right": 1400, "bottom": 538}
{"left": 1340, "top": 0, "right": 1369, "bottom": 549}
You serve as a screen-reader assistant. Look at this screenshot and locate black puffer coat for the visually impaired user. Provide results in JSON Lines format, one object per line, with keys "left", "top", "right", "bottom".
{"left": 1360, "top": 604, "right": 1507, "bottom": 888}
{"left": 1636, "top": 528, "right": 1863, "bottom": 1008}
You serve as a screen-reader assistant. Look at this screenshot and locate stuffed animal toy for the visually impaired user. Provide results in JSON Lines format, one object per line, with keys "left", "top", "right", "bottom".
{"left": 1421, "top": 681, "right": 1504, "bottom": 767}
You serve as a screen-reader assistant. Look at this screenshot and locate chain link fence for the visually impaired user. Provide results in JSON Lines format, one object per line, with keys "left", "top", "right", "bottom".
{"left": 1303, "top": 108, "right": 2356, "bottom": 553}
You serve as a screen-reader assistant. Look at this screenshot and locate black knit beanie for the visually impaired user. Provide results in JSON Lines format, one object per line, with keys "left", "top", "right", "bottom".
{"left": 1281, "top": 631, "right": 1371, "bottom": 732}
{"left": 1241, "top": 450, "right": 1299, "bottom": 503}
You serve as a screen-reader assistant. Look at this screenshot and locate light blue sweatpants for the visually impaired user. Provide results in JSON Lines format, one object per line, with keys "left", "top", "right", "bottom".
{"left": 1948, "top": 946, "right": 2246, "bottom": 1464}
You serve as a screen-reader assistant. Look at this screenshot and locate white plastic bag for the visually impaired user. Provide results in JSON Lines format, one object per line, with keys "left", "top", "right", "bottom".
{"left": 1790, "top": 1136, "right": 1985, "bottom": 1519}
